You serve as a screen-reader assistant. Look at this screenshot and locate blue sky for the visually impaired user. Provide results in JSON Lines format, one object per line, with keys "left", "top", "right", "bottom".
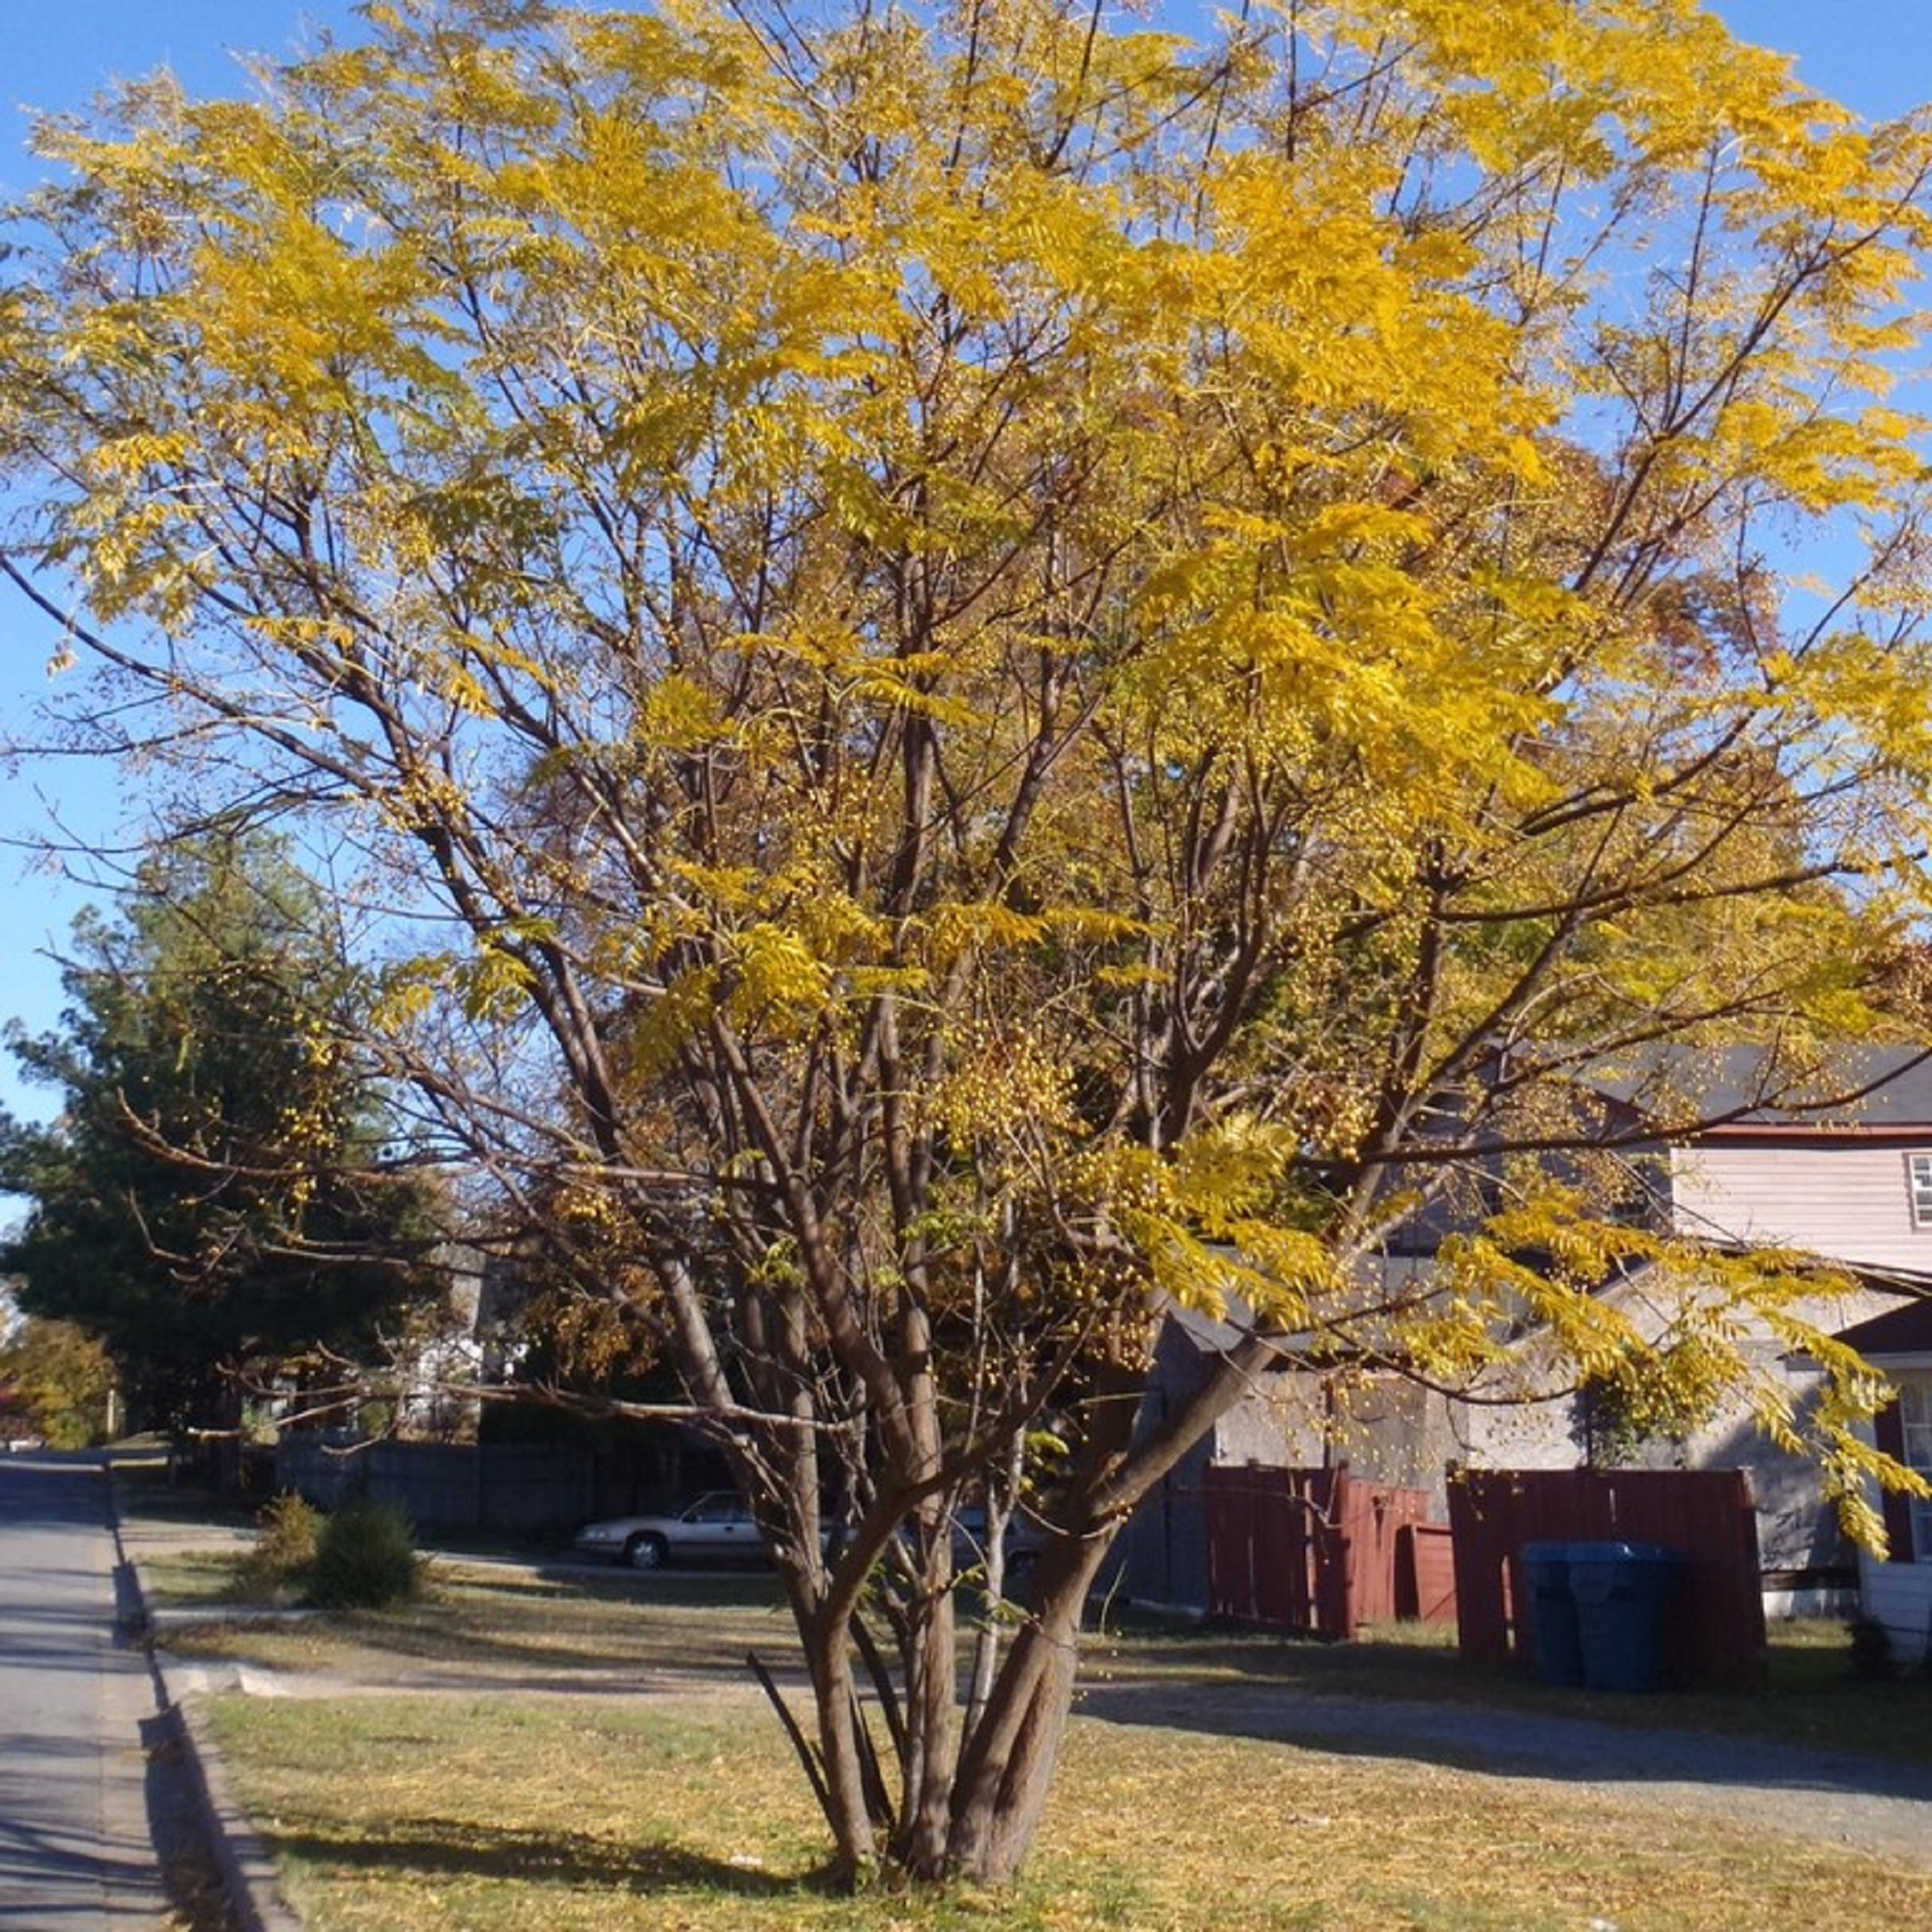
{"left": 0, "top": 0, "right": 1928, "bottom": 1134}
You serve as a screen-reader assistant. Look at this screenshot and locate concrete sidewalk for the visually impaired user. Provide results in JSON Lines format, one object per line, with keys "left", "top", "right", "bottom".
{"left": 0, "top": 1455, "right": 173, "bottom": 1930}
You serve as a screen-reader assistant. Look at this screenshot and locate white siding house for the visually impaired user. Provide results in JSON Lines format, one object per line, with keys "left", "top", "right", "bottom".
{"left": 1671, "top": 1136, "right": 1932, "bottom": 1277}
{"left": 1452, "top": 1049, "right": 1932, "bottom": 1611}
{"left": 1137, "top": 1048, "right": 1932, "bottom": 1624}
{"left": 1835, "top": 1299, "right": 1932, "bottom": 1663}
{"left": 1654, "top": 1052, "right": 1932, "bottom": 1629}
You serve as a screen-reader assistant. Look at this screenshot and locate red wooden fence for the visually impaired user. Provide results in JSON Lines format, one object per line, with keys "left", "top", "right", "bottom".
{"left": 1397, "top": 1522, "right": 1458, "bottom": 1623}
{"left": 1204, "top": 1464, "right": 1453, "bottom": 1639}
{"left": 1446, "top": 1467, "right": 1767, "bottom": 1690}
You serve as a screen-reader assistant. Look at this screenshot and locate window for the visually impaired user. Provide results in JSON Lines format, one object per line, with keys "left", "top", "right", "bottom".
{"left": 1908, "top": 1153, "right": 1932, "bottom": 1229}
{"left": 1902, "top": 1380, "right": 1932, "bottom": 1562}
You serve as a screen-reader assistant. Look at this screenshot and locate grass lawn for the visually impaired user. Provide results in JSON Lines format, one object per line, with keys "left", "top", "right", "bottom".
{"left": 141, "top": 1523, "right": 1932, "bottom": 1931}
{"left": 206, "top": 1690, "right": 1932, "bottom": 1932}
{"left": 150, "top": 1548, "right": 1932, "bottom": 1767}
{"left": 154, "top": 1559, "right": 810, "bottom": 1685}
{"left": 1083, "top": 1605, "right": 1932, "bottom": 1766}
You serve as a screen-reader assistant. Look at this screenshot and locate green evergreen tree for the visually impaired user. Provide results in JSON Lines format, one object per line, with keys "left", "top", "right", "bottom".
{"left": 0, "top": 835, "right": 447, "bottom": 1436}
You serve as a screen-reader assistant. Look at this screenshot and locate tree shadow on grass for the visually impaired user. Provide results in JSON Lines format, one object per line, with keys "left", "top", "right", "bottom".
{"left": 163, "top": 1567, "right": 807, "bottom": 1684}
{"left": 261, "top": 1816, "right": 838, "bottom": 1898}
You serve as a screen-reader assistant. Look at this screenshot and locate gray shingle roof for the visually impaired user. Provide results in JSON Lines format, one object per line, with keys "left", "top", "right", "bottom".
{"left": 1598, "top": 1043, "right": 1932, "bottom": 1131}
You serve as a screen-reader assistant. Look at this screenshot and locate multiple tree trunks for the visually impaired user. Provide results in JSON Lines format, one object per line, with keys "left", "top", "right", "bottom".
{"left": 3, "top": 0, "right": 1930, "bottom": 1889}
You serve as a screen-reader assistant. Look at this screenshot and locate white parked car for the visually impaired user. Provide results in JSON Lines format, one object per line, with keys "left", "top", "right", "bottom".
{"left": 573, "top": 1491, "right": 1049, "bottom": 1580}
{"left": 571, "top": 1492, "right": 768, "bottom": 1570}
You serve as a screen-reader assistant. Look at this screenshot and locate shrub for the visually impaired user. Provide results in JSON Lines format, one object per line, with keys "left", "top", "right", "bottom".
{"left": 258, "top": 1491, "right": 323, "bottom": 1569}
{"left": 1847, "top": 1616, "right": 1894, "bottom": 1681}
{"left": 236, "top": 1491, "right": 324, "bottom": 1603}
{"left": 306, "top": 1496, "right": 422, "bottom": 1610}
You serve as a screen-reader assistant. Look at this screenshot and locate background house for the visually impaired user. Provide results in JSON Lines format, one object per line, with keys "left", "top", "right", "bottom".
{"left": 1110, "top": 1272, "right": 1461, "bottom": 1616}
{"left": 1114, "top": 1048, "right": 1932, "bottom": 1620}
{"left": 1835, "top": 1297, "right": 1932, "bottom": 1662}
{"left": 1639, "top": 1047, "right": 1932, "bottom": 1611}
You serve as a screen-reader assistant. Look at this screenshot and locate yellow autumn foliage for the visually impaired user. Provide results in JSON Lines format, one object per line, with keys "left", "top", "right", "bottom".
{"left": 10, "top": 0, "right": 1932, "bottom": 1878}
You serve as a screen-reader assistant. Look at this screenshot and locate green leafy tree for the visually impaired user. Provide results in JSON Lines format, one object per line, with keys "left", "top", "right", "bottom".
{"left": 0, "top": 1317, "right": 116, "bottom": 1446}
{"left": 0, "top": 837, "right": 448, "bottom": 1436}
{"left": 4, "top": 0, "right": 1932, "bottom": 1886}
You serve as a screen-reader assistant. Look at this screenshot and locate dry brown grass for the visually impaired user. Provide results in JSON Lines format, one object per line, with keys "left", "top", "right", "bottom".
{"left": 206, "top": 1690, "right": 1932, "bottom": 1932}
{"left": 156, "top": 1561, "right": 810, "bottom": 1690}
{"left": 144, "top": 1519, "right": 1932, "bottom": 1927}
{"left": 156, "top": 1562, "right": 1932, "bottom": 1767}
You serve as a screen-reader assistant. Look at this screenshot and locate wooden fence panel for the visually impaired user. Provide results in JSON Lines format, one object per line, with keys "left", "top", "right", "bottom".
{"left": 276, "top": 1434, "right": 595, "bottom": 1534}
{"left": 1207, "top": 1464, "right": 1335, "bottom": 1634}
{"left": 1446, "top": 1468, "right": 1767, "bottom": 1690}
{"left": 1343, "top": 1485, "right": 1435, "bottom": 1626}
{"left": 1205, "top": 1466, "right": 1439, "bottom": 1639}
{"left": 1396, "top": 1523, "right": 1458, "bottom": 1623}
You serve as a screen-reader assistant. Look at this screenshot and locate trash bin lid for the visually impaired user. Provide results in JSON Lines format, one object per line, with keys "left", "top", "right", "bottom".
{"left": 1565, "top": 1542, "right": 1683, "bottom": 1566}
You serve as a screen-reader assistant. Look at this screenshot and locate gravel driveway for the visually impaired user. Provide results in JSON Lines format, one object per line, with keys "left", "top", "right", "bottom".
{"left": 1078, "top": 1677, "right": 1932, "bottom": 1872}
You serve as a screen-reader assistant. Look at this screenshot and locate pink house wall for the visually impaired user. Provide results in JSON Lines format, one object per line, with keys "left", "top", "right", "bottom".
{"left": 1670, "top": 1140, "right": 1932, "bottom": 1276}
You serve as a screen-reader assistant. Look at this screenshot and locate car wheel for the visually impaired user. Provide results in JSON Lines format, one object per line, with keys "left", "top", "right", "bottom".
{"left": 625, "top": 1532, "right": 669, "bottom": 1571}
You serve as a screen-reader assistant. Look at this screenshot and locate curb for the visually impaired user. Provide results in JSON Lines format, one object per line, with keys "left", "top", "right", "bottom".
{"left": 169, "top": 1691, "right": 306, "bottom": 1932}
{"left": 106, "top": 1470, "right": 304, "bottom": 1932}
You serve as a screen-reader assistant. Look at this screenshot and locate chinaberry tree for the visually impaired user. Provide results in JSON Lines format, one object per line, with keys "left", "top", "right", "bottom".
{"left": 4, "top": 0, "right": 1932, "bottom": 1884}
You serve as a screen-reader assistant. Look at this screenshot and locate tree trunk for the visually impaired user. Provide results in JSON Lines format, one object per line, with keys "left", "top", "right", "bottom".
{"left": 801, "top": 1605, "right": 879, "bottom": 1881}
{"left": 894, "top": 1565, "right": 961, "bottom": 1873}
{"left": 941, "top": 1534, "right": 1117, "bottom": 1885}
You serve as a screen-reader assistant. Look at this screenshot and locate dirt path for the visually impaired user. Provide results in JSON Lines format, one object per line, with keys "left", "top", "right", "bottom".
{"left": 1078, "top": 1678, "right": 1932, "bottom": 1872}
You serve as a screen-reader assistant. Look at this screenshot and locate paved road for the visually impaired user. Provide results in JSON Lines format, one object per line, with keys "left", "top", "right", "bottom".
{"left": 0, "top": 1453, "right": 174, "bottom": 1927}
